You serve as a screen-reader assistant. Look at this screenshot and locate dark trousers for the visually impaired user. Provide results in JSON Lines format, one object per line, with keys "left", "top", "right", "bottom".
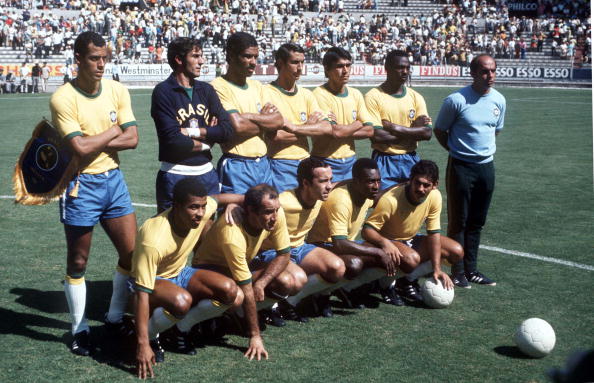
{"left": 446, "top": 156, "right": 495, "bottom": 274}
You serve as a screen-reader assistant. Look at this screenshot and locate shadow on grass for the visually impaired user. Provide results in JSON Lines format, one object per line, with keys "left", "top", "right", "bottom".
{"left": 0, "top": 307, "right": 69, "bottom": 341}
{"left": 10, "top": 280, "right": 116, "bottom": 322}
{"left": 494, "top": 345, "right": 533, "bottom": 359}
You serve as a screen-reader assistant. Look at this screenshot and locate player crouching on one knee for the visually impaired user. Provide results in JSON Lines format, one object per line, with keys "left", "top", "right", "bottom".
{"left": 361, "top": 160, "right": 464, "bottom": 304}
{"left": 133, "top": 178, "right": 245, "bottom": 379}
{"left": 192, "top": 183, "right": 301, "bottom": 361}
{"left": 257, "top": 158, "right": 346, "bottom": 324}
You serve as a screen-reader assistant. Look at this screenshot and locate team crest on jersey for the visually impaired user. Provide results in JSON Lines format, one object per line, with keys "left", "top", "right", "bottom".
{"left": 408, "top": 109, "right": 416, "bottom": 119}
{"left": 109, "top": 111, "right": 117, "bottom": 123}
{"left": 493, "top": 107, "right": 500, "bottom": 117}
{"left": 300, "top": 112, "right": 307, "bottom": 122}
{"left": 189, "top": 118, "right": 199, "bottom": 129}
{"left": 256, "top": 102, "right": 262, "bottom": 113}
{"left": 352, "top": 110, "right": 357, "bottom": 120}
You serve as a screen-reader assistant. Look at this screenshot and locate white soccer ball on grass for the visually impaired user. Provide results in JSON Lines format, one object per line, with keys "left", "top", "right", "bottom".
{"left": 420, "top": 278, "right": 454, "bottom": 308}
{"left": 514, "top": 318, "right": 556, "bottom": 358}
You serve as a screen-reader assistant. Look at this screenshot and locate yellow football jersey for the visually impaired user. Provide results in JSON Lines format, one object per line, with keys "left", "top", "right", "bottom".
{"left": 364, "top": 185, "right": 441, "bottom": 241}
{"left": 308, "top": 184, "right": 374, "bottom": 243}
{"left": 264, "top": 83, "right": 320, "bottom": 160}
{"left": 365, "top": 86, "right": 429, "bottom": 155}
{"left": 50, "top": 79, "right": 136, "bottom": 174}
{"left": 311, "top": 85, "right": 374, "bottom": 159}
{"left": 262, "top": 189, "right": 322, "bottom": 249}
{"left": 211, "top": 77, "right": 268, "bottom": 157}
{"left": 192, "top": 207, "right": 291, "bottom": 284}
{"left": 131, "top": 197, "right": 218, "bottom": 293}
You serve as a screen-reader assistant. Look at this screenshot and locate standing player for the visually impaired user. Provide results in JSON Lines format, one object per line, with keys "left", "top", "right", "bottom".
{"left": 362, "top": 160, "right": 464, "bottom": 303}
{"left": 365, "top": 50, "right": 432, "bottom": 189}
{"left": 265, "top": 43, "right": 332, "bottom": 192}
{"left": 151, "top": 37, "right": 233, "bottom": 212}
{"left": 311, "top": 47, "right": 374, "bottom": 182}
{"left": 192, "top": 184, "right": 298, "bottom": 360}
{"left": 258, "top": 158, "right": 345, "bottom": 321}
{"left": 434, "top": 54, "right": 506, "bottom": 288}
{"left": 49, "top": 31, "right": 139, "bottom": 356}
{"left": 308, "top": 158, "right": 402, "bottom": 306}
{"left": 134, "top": 179, "right": 245, "bottom": 378}
{"left": 212, "top": 32, "right": 284, "bottom": 194}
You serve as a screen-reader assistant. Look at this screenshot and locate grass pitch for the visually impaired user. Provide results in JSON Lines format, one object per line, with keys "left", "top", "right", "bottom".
{"left": 0, "top": 86, "right": 592, "bottom": 382}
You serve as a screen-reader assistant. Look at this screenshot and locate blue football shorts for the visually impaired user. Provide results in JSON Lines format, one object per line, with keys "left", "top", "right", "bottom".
{"left": 217, "top": 154, "right": 273, "bottom": 194}
{"left": 269, "top": 158, "right": 303, "bottom": 193}
{"left": 311, "top": 155, "right": 356, "bottom": 183}
{"left": 257, "top": 243, "right": 317, "bottom": 265}
{"left": 372, "top": 150, "right": 420, "bottom": 190}
{"left": 60, "top": 168, "right": 134, "bottom": 226}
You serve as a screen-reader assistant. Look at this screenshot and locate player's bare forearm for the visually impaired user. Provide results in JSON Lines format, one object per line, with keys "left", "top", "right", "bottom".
{"left": 433, "top": 128, "right": 449, "bottom": 151}
{"left": 239, "top": 283, "right": 260, "bottom": 338}
{"left": 383, "top": 119, "right": 432, "bottom": 141}
{"left": 333, "top": 238, "right": 383, "bottom": 258}
{"left": 228, "top": 113, "right": 261, "bottom": 136}
{"left": 286, "top": 120, "right": 333, "bottom": 137}
{"left": 68, "top": 125, "right": 122, "bottom": 157}
{"left": 135, "top": 291, "right": 155, "bottom": 378}
{"left": 371, "top": 127, "right": 400, "bottom": 144}
{"left": 105, "top": 125, "right": 138, "bottom": 151}
{"left": 252, "top": 109, "right": 284, "bottom": 131}
{"left": 212, "top": 193, "right": 245, "bottom": 206}
{"left": 254, "top": 252, "right": 289, "bottom": 288}
{"left": 267, "top": 128, "right": 299, "bottom": 143}
{"left": 353, "top": 124, "right": 374, "bottom": 139}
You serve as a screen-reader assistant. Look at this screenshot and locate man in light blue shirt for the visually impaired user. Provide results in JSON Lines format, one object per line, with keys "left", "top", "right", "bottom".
{"left": 434, "top": 54, "right": 506, "bottom": 288}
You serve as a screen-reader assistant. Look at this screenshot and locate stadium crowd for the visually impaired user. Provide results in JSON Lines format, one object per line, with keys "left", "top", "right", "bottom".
{"left": 0, "top": 0, "right": 590, "bottom": 69}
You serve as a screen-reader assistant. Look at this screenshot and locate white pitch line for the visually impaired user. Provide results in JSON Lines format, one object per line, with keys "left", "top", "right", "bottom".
{"left": 480, "top": 245, "right": 594, "bottom": 271}
{"left": 2, "top": 194, "right": 592, "bottom": 271}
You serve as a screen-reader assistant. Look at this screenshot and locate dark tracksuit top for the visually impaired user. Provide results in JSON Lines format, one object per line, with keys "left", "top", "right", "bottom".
{"left": 151, "top": 74, "right": 233, "bottom": 166}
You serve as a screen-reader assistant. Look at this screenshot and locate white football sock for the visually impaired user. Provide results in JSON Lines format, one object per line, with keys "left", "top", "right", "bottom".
{"left": 148, "top": 307, "right": 178, "bottom": 340}
{"left": 64, "top": 276, "right": 89, "bottom": 335}
{"left": 286, "top": 274, "right": 333, "bottom": 307}
{"left": 105, "top": 269, "right": 130, "bottom": 323}
{"left": 342, "top": 267, "right": 385, "bottom": 292}
{"left": 406, "top": 261, "right": 433, "bottom": 281}
{"left": 176, "top": 299, "right": 230, "bottom": 333}
{"left": 256, "top": 297, "right": 277, "bottom": 311}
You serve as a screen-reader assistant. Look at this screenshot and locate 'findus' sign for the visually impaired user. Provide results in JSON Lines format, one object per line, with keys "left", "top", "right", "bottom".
{"left": 508, "top": 0, "right": 538, "bottom": 16}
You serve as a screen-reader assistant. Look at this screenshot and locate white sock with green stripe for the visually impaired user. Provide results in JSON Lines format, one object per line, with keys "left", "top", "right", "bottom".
{"left": 286, "top": 274, "right": 332, "bottom": 307}
{"left": 148, "top": 307, "right": 178, "bottom": 340}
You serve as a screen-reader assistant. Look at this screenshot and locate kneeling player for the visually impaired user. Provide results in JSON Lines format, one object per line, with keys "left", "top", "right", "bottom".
{"left": 192, "top": 184, "right": 299, "bottom": 360}
{"left": 259, "top": 158, "right": 345, "bottom": 322}
{"left": 133, "top": 179, "right": 243, "bottom": 379}
{"left": 362, "top": 160, "right": 463, "bottom": 303}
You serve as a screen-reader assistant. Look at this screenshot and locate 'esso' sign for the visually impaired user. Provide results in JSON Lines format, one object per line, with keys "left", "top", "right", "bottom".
{"left": 544, "top": 67, "right": 570, "bottom": 79}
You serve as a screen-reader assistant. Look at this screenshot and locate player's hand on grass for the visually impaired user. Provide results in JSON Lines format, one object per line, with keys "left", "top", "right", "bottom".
{"left": 253, "top": 281, "right": 266, "bottom": 302}
{"left": 433, "top": 270, "right": 453, "bottom": 290}
{"left": 245, "top": 335, "right": 268, "bottom": 361}
{"left": 136, "top": 343, "right": 155, "bottom": 379}
{"left": 412, "top": 115, "right": 432, "bottom": 127}
{"left": 224, "top": 203, "right": 244, "bottom": 225}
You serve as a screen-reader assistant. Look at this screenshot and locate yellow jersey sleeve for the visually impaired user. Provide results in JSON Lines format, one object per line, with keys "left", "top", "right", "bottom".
{"left": 425, "top": 190, "right": 442, "bottom": 233}
{"left": 326, "top": 187, "right": 353, "bottom": 240}
{"left": 267, "top": 206, "right": 291, "bottom": 252}
{"left": 353, "top": 87, "right": 375, "bottom": 127}
{"left": 50, "top": 84, "right": 82, "bottom": 139}
{"left": 131, "top": 244, "right": 161, "bottom": 293}
{"left": 113, "top": 80, "right": 136, "bottom": 128}
{"left": 364, "top": 191, "right": 397, "bottom": 233}
{"left": 221, "top": 224, "right": 253, "bottom": 285}
{"left": 364, "top": 87, "right": 383, "bottom": 129}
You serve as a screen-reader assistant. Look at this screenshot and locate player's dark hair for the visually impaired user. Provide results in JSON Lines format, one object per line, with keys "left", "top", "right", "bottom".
{"left": 245, "top": 184, "right": 279, "bottom": 213}
{"left": 172, "top": 178, "right": 207, "bottom": 205}
{"left": 74, "top": 31, "right": 106, "bottom": 57}
{"left": 352, "top": 158, "right": 379, "bottom": 180}
{"left": 384, "top": 49, "right": 408, "bottom": 70}
{"left": 167, "top": 37, "right": 202, "bottom": 70}
{"left": 274, "top": 43, "right": 304, "bottom": 70}
{"left": 225, "top": 32, "right": 258, "bottom": 63}
{"left": 297, "top": 157, "right": 329, "bottom": 188}
{"left": 410, "top": 160, "right": 439, "bottom": 184}
{"left": 470, "top": 54, "right": 496, "bottom": 74}
{"left": 322, "top": 46, "right": 351, "bottom": 70}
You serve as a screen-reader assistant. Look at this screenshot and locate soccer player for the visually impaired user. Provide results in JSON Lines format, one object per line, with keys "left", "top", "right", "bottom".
{"left": 151, "top": 37, "right": 233, "bottom": 212}
{"left": 134, "top": 178, "right": 244, "bottom": 378}
{"left": 212, "top": 32, "right": 284, "bottom": 194}
{"left": 365, "top": 50, "right": 432, "bottom": 190}
{"left": 265, "top": 43, "right": 332, "bottom": 192}
{"left": 362, "top": 160, "right": 464, "bottom": 303}
{"left": 192, "top": 184, "right": 298, "bottom": 360}
{"left": 308, "top": 158, "right": 402, "bottom": 306}
{"left": 49, "top": 31, "right": 139, "bottom": 356}
{"left": 258, "top": 158, "right": 345, "bottom": 322}
{"left": 434, "top": 54, "right": 506, "bottom": 288}
{"left": 311, "top": 47, "right": 374, "bottom": 182}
